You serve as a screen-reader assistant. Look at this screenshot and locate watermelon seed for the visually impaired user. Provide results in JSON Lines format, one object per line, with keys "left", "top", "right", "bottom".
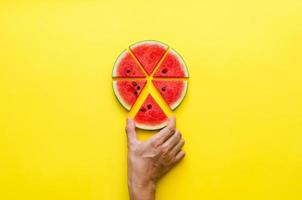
{"left": 162, "top": 68, "right": 168, "bottom": 74}
{"left": 132, "top": 81, "right": 137, "bottom": 86}
{"left": 147, "top": 104, "right": 152, "bottom": 110}
{"left": 126, "top": 69, "right": 131, "bottom": 73}
{"left": 133, "top": 91, "right": 138, "bottom": 95}
{"left": 140, "top": 108, "right": 146, "bottom": 112}
{"left": 136, "top": 86, "right": 141, "bottom": 90}
{"left": 161, "top": 87, "right": 166, "bottom": 92}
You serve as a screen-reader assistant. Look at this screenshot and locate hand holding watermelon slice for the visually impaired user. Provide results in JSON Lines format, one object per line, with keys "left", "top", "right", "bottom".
{"left": 125, "top": 117, "right": 185, "bottom": 199}
{"left": 112, "top": 40, "right": 189, "bottom": 130}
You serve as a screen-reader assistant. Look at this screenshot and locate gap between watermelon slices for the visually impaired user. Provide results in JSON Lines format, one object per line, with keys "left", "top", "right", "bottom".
{"left": 114, "top": 50, "right": 175, "bottom": 124}
{"left": 152, "top": 80, "right": 188, "bottom": 110}
{"left": 112, "top": 77, "right": 146, "bottom": 81}
{"left": 127, "top": 75, "right": 173, "bottom": 121}
{"left": 130, "top": 41, "right": 169, "bottom": 76}
{"left": 113, "top": 80, "right": 147, "bottom": 111}
{"left": 112, "top": 50, "right": 146, "bottom": 78}
{"left": 123, "top": 49, "right": 186, "bottom": 129}
{"left": 151, "top": 77, "right": 189, "bottom": 81}
{"left": 113, "top": 41, "right": 189, "bottom": 130}
{"left": 153, "top": 48, "right": 189, "bottom": 78}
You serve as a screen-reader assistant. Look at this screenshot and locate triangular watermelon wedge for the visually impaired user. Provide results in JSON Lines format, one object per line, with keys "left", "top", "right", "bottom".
{"left": 130, "top": 41, "right": 168, "bottom": 75}
{"left": 134, "top": 94, "right": 168, "bottom": 130}
{"left": 113, "top": 80, "right": 147, "bottom": 110}
{"left": 152, "top": 80, "right": 188, "bottom": 110}
{"left": 153, "top": 49, "right": 189, "bottom": 78}
{"left": 112, "top": 50, "right": 146, "bottom": 78}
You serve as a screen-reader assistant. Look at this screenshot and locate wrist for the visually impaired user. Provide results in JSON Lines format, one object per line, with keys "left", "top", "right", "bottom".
{"left": 128, "top": 179, "right": 156, "bottom": 200}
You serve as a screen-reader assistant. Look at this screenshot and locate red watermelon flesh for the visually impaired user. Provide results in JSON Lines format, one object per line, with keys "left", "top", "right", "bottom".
{"left": 113, "top": 80, "right": 147, "bottom": 111}
{"left": 112, "top": 50, "right": 146, "bottom": 77}
{"left": 153, "top": 49, "right": 189, "bottom": 78}
{"left": 130, "top": 41, "right": 168, "bottom": 75}
{"left": 134, "top": 94, "right": 168, "bottom": 130}
{"left": 152, "top": 80, "right": 187, "bottom": 110}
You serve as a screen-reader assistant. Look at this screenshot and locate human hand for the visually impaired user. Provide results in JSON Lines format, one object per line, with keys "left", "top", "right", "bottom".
{"left": 126, "top": 117, "right": 185, "bottom": 200}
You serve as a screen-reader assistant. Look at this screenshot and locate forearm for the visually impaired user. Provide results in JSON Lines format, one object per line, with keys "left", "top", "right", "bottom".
{"left": 128, "top": 180, "right": 156, "bottom": 200}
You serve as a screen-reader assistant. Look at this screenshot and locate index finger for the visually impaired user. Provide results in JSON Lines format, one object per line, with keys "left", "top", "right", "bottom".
{"left": 150, "top": 117, "right": 176, "bottom": 146}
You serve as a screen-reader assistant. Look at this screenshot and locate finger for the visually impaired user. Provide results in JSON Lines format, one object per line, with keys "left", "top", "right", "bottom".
{"left": 125, "top": 118, "right": 137, "bottom": 144}
{"left": 161, "top": 130, "right": 182, "bottom": 154}
{"left": 150, "top": 117, "right": 176, "bottom": 146}
{"left": 168, "top": 139, "right": 185, "bottom": 158}
{"left": 172, "top": 151, "right": 185, "bottom": 165}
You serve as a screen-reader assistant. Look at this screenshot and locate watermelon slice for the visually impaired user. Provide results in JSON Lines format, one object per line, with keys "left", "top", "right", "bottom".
{"left": 113, "top": 80, "right": 147, "bottom": 110}
{"left": 134, "top": 94, "right": 168, "bottom": 130}
{"left": 152, "top": 80, "right": 188, "bottom": 110}
{"left": 153, "top": 49, "right": 189, "bottom": 78}
{"left": 112, "top": 50, "right": 146, "bottom": 77}
{"left": 113, "top": 41, "right": 189, "bottom": 130}
{"left": 130, "top": 41, "right": 168, "bottom": 75}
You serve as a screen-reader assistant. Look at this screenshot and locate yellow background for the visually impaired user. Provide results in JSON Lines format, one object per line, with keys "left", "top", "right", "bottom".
{"left": 1, "top": 0, "right": 302, "bottom": 199}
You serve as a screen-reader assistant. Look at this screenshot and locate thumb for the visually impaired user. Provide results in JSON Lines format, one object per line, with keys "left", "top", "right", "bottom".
{"left": 125, "top": 118, "right": 137, "bottom": 144}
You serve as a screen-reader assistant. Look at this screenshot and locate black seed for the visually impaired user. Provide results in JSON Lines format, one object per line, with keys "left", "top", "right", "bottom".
{"left": 132, "top": 81, "right": 137, "bottom": 86}
{"left": 161, "top": 87, "right": 166, "bottom": 92}
{"left": 133, "top": 91, "right": 138, "bottom": 95}
{"left": 126, "top": 69, "right": 131, "bottom": 73}
{"left": 140, "top": 108, "right": 146, "bottom": 112}
{"left": 136, "top": 86, "right": 141, "bottom": 90}
{"left": 162, "top": 68, "right": 168, "bottom": 74}
{"left": 147, "top": 104, "right": 152, "bottom": 109}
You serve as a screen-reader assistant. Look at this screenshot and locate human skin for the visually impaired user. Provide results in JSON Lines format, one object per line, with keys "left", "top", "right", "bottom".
{"left": 126, "top": 117, "right": 185, "bottom": 200}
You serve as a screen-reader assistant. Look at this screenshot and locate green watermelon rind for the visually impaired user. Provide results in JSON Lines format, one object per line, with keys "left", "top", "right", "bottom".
{"left": 168, "top": 80, "right": 188, "bottom": 110}
{"left": 112, "top": 80, "right": 131, "bottom": 111}
{"left": 129, "top": 40, "right": 169, "bottom": 75}
{"left": 135, "top": 120, "right": 168, "bottom": 130}
{"left": 112, "top": 80, "right": 147, "bottom": 111}
{"left": 152, "top": 80, "right": 188, "bottom": 111}
{"left": 170, "top": 48, "right": 189, "bottom": 77}
{"left": 112, "top": 49, "right": 146, "bottom": 78}
{"left": 154, "top": 48, "right": 190, "bottom": 78}
{"left": 129, "top": 40, "right": 169, "bottom": 51}
{"left": 172, "top": 80, "right": 188, "bottom": 110}
{"left": 134, "top": 93, "right": 169, "bottom": 130}
{"left": 112, "top": 49, "right": 126, "bottom": 77}
{"left": 112, "top": 41, "right": 189, "bottom": 129}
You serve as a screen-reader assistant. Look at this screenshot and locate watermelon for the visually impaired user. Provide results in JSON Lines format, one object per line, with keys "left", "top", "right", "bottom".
{"left": 112, "top": 50, "right": 146, "bottom": 77}
{"left": 153, "top": 49, "right": 189, "bottom": 78}
{"left": 112, "top": 40, "right": 189, "bottom": 130}
{"left": 113, "top": 80, "right": 147, "bottom": 110}
{"left": 152, "top": 80, "right": 188, "bottom": 110}
{"left": 134, "top": 94, "right": 168, "bottom": 130}
{"left": 130, "top": 41, "right": 168, "bottom": 75}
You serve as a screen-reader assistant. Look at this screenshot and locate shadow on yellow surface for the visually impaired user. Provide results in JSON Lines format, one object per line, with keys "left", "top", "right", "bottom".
{"left": 0, "top": 0, "right": 302, "bottom": 199}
